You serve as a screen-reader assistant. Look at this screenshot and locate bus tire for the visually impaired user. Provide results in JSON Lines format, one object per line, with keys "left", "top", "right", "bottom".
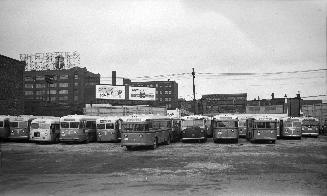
{"left": 126, "top": 146, "right": 133, "bottom": 151}
{"left": 151, "top": 138, "right": 158, "bottom": 150}
{"left": 165, "top": 135, "right": 171, "bottom": 145}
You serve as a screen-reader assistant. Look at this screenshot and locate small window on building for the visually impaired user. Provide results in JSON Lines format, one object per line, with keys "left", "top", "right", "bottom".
{"left": 24, "top": 91, "right": 33, "bottom": 95}
{"left": 59, "top": 83, "right": 69, "bottom": 88}
{"left": 50, "top": 90, "right": 57, "bottom": 95}
{"left": 165, "top": 91, "right": 168, "bottom": 94}
{"left": 24, "top": 84, "right": 34, "bottom": 88}
{"left": 24, "top": 76, "right": 33, "bottom": 82}
{"left": 36, "top": 90, "right": 45, "bottom": 95}
{"left": 59, "top": 90, "right": 68, "bottom": 94}
{"left": 74, "top": 82, "right": 78, "bottom": 86}
{"left": 35, "top": 76, "right": 44, "bottom": 81}
{"left": 50, "top": 83, "right": 57, "bottom": 88}
{"left": 169, "top": 91, "right": 172, "bottom": 94}
{"left": 74, "top": 74, "right": 78, "bottom": 79}
{"left": 59, "top": 96, "right": 68, "bottom": 101}
{"left": 59, "top": 74, "right": 69, "bottom": 80}
{"left": 36, "top": 84, "right": 46, "bottom": 88}
{"left": 74, "top": 96, "right": 78, "bottom": 101}
{"left": 50, "top": 97, "right": 56, "bottom": 101}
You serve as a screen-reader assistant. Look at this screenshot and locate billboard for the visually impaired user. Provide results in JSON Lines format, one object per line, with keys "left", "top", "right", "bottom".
{"left": 129, "top": 87, "right": 156, "bottom": 101}
{"left": 96, "top": 85, "right": 125, "bottom": 100}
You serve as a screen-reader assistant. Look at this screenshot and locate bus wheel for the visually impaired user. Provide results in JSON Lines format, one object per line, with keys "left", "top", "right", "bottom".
{"left": 165, "top": 135, "right": 171, "bottom": 145}
{"left": 151, "top": 138, "right": 158, "bottom": 150}
{"left": 126, "top": 146, "right": 133, "bottom": 151}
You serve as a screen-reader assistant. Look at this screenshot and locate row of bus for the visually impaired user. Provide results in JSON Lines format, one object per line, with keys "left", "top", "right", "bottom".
{"left": 0, "top": 114, "right": 320, "bottom": 149}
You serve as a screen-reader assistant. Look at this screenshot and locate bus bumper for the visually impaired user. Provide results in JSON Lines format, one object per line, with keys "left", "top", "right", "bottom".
{"left": 181, "top": 137, "right": 206, "bottom": 141}
{"left": 121, "top": 142, "right": 152, "bottom": 147}
{"left": 8, "top": 135, "right": 29, "bottom": 140}
{"left": 301, "top": 133, "right": 319, "bottom": 137}
{"left": 59, "top": 138, "right": 85, "bottom": 142}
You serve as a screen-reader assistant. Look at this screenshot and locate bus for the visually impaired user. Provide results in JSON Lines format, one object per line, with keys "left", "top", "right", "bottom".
{"left": 96, "top": 116, "right": 122, "bottom": 142}
{"left": 8, "top": 115, "right": 36, "bottom": 141}
{"left": 181, "top": 115, "right": 208, "bottom": 143}
{"left": 246, "top": 115, "right": 277, "bottom": 143}
{"left": 121, "top": 115, "right": 172, "bottom": 150}
{"left": 0, "top": 116, "right": 10, "bottom": 140}
{"left": 301, "top": 117, "right": 319, "bottom": 137}
{"left": 280, "top": 117, "right": 302, "bottom": 139}
{"left": 59, "top": 115, "right": 99, "bottom": 143}
{"left": 170, "top": 117, "right": 182, "bottom": 142}
{"left": 29, "top": 117, "right": 60, "bottom": 143}
{"left": 236, "top": 114, "right": 251, "bottom": 138}
{"left": 212, "top": 114, "right": 239, "bottom": 143}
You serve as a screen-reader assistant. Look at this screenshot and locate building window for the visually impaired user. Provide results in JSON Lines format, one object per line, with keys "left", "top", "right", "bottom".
{"left": 165, "top": 91, "right": 168, "bottom": 94}
{"left": 24, "top": 84, "right": 34, "bottom": 88}
{"left": 160, "top": 91, "right": 162, "bottom": 94}
{"left": 168, "top": 104, "right": 171, "bottom": 108}
{"left": 24, "top": 76, "right": 33, "bottom": 82}
{"left": 36, "top": 90, "right": 45, "bottom": 95}
{"left": 74, "top": 96, "right": 78, "bottom": 101}
{"left": 59, "top": 74, "right": 69, "bottom": 80}
{"left": 74, "top": 82, "right": 78, "bottom": 86}
{"left": 50, "top": 83, "right": 57, "bottom": 88}
{"left": 36, "top": 84, "right": 46, "bottom": 88}
{"left": 24, "top": 91, "right": 33, "bottom": 95}
{"left": 74, "top": 74, "right": 78, "bottom": 79}
{"left": 50, "top": 97, "right": 56, "bottom": 101}
{"left": 35, "top": 76, "right": 44, "bottom": 81}
{"left": 59, "top": 96, "right": 68, "bottom": 101}
{"left": 59, "top": 83, "right": 69, "bottom": 87}
{"left": 169, "top": 91, "right": 172, "bottom": 94}
{"left": 50, "top": 90, "right": 57, "bottom": 95}
{"left": 165, "top": 98, "right": 169, "bottom": 101}
{"left": 59, "top": 90, "right": 68, "bottom": 94}
{"left": 160, "top": 98, "right": 162, "bottom": 102}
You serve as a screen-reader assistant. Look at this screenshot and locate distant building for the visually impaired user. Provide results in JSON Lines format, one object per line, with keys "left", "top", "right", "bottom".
{"left": 201, "top": 93, "right": 247, "bottom": 115}
{"left": 96, "top": 80, "right": 179, "bottom": 110}
{"left": 0, "top": 54, "right": 25, "bottom": 115}
{"left": 24, "top": 67, "right": 100, "bottom": 116}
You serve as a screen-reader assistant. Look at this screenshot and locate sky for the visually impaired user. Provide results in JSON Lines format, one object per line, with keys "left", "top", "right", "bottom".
{"left": 0, "top": 0, "right": 326, "bottom": 101}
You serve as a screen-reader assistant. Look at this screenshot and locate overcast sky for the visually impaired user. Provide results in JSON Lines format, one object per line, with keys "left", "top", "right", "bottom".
{"left": 0, "top": 0, "right": 326, "bottom": 101}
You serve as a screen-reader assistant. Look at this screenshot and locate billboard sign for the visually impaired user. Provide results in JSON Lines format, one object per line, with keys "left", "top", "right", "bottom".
{"left": 129, "top": 87, "right": 156, "bottom": 101}
{"left": 96, "top": 85, "right": 125, "bottom": 100}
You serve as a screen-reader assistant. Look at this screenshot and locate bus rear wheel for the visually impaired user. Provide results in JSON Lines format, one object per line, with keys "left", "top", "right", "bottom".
{"left": 151, "top": 138, "right": 158, "bottom": 150}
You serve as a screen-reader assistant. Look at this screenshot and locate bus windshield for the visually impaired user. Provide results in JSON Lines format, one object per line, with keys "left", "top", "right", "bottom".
{"left": 255, "top": 122, "right": 276, "bottom": 129}
{"left": 39, "top": 123, "right": 51, "bottom": 129}
{"left": 10, "top": 121, "right": 28, "bottom": 128}
{"left": 31, "top": 123, "right": 39, "bottom": 129}
{"left": 97, "top": 124, "right": 105, "bottom": 129}
{"left": 182, "top": 119, "right": 204, "bottom": 127}
{"left": 293, "top": 121, "right": 301, "bottom": 127}
{"left": 106, "top": 123, "right": 114, "bottom": 129}
{"left": 122, "top": 123, "right": 148, "bottom": 132}
{"left": 215, "top": 121, "right": 237, "bottom": 128}
{"left": 61, "top": 122, "right": 69, "bottom": 128}
{"left": 70, "top": 122, "right": 80, "bottom": 128}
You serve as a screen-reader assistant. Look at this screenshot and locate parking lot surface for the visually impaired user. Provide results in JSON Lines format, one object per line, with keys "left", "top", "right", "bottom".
{"left": 0, "top": 137, "right": 327, "bottom": 195}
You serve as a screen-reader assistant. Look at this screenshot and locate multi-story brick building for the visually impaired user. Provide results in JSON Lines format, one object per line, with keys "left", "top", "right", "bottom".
{"left": 0, "top": 54, "right": 25, "bottom": 115}
{"left": 96, "top": 80, "right": 179, "bottom": 110}
{"left": 24, "top": 67, "right": 100, "bottom": 116}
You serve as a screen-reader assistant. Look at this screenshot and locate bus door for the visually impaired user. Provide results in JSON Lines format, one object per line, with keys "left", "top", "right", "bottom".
{"left": 0, "top": 118, "right": 10, "bottom": 140}
{"left": 85, "top": 120, "right": 97, "bottom": 142}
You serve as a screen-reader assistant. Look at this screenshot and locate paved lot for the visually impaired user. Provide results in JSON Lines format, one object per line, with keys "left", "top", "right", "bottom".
{"left": 0, "top": 136, "right": 327, "bottom": 196}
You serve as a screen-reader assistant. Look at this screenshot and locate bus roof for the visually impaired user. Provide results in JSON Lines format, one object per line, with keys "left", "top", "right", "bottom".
{"left": 122, "top": 114, "right": 170, "bottom": 123}
{"left": 96, "top": 116, "right": 122, "bottom": 124}
{"left": 181, "top": 115, "right": 209, "bottom": 120}
{"left": 31, "top": 117, "right": 60, "bottom": 124}
{"left": 9, "top": 116, "right": 37, "bottom": 121}
{"left": 250, "top": 115, "right": 278, "bottom": 121}
{"left": 213, "top": 114, "right": 238, "bottom": 120}
{"left": 60, "top": 115, "right": 100, "bottom": 121}
{"left": 281, "top": 116, "right": 302, "bottom": 121}
{"left": 0, "top": 115, "right": 10, "bottom": 121}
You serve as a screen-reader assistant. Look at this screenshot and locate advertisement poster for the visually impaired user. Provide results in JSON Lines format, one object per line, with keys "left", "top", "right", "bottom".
{"left": 96, "top": 85, "right": 125, "bottom": 100}
{"left": 129, "top": 87, "right": 156, "bottom": 101}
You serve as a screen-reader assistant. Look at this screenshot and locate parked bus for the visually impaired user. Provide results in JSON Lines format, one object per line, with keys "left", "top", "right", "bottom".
{"left": 246, "top": 115, "right": 277, "bottom": 143}
{"left": 236, "top": 114, "right": 250, "bottom": 138}
{"left": 205, "top": 116, "right": 213, "bottom": 138}
{"left": 60, "top": 115, "right": 99, "bottom": 143}
{"left": 280, "top": 117, "right": 302, "bottom": 139}
{"left": 8, "top": 115, "right": 36, "bottom": 141}
{"left": 212, "top": 114, "right": 239, "bottom": 143}
{"left": 121, "top": 115, "right": 172, "bottom": 150}
{"left": 0, "top": 116, "right": 10, "bottom": 140}
{"left": 170, "top": 117, "right": 182, "bottom": 142}
{"left": 181, "top": 115, "right": 208, "bottom": 143}
{"left": 96, "top": 116, "right": 122, "bottom": 142}
{"left": 301, "top": 117, "right": 319, "bottom": 137}
{"left": 29, "top": 117, "right": 60, "bottom": 143}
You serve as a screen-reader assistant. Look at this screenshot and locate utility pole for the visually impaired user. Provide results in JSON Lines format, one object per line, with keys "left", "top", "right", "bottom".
{"left": 192, "top": 68, "right": 196, "bottom": 114}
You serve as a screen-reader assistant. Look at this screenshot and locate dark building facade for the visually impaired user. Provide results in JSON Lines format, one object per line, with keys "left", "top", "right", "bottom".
{"left": 0, "top": 54, "right": 25, "bottom": 115}
{"left": 24, "top": 67, "right": 100, "bottom": 116}
{"left": 201, "top": 93, "right": 247, "bottom": 115}
{"left": 96, "top": 80, "right": 178, "bottom": 110}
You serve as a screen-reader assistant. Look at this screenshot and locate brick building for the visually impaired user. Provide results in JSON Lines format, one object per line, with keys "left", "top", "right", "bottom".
{"left": 24, "top": 67, "right": 100, "bottom": 116}
{"left": 96, "top": 80, "right": 179, "bottom": 110}
{"left": 0, "top": 54, "right": 25, "bottom": 115}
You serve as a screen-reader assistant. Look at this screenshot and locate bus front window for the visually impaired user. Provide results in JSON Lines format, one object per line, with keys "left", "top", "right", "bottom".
{"left": 97, "top": 124, "right": 105, "bottom": 129}
{"left": 293, "top": 122, "right": 301, "bottom": 127}
{"left": 10, "top": 122, "right": 18, "bottom": 128}
{"left": 31, "top": 123, "right": 39, "bottom": 129}
{"left": 39, "top": 123, "right": 51, "bottom": 129}
{"left": 70, "top": 122, "right": 79, "bottom": 128}
{"left": 106, "top": 123, "right": 114, "bottom": 129}
{"left": 123, "top": 124, "right": 134, "bottom": 131}
{"left": 61, "top": 122, "right": 69, "bottom": 128}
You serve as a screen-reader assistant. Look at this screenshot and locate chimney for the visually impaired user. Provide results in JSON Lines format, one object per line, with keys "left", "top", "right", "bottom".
{"left": 112, "top": 71, "right": 116, "bottom": 86}
{"left": 271, "top": 93, "right": 274, "bottom": 99}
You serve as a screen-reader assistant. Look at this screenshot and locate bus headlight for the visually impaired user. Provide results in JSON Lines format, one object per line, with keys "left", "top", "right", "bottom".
{"left": 200, "top": 130, "right": 203, "bottom": 133}
{"left": 45, "top": 133, "right": 48, "bottom": 136}
{"left": 124, "top": 134, "right": 128, "bottom": 138}
{"left": 139, "top": 134, "right": 143, "bottom": 137}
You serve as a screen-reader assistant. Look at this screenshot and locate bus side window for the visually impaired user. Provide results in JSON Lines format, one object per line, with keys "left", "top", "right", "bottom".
{"left": 80, "top": 121, "right": 86, "bottom": 128}
{"left": 145, "top": 124, "right": 149, "bottom": 131}
{"left": 5, "top": 120, "right": 9, "bottom": 128}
